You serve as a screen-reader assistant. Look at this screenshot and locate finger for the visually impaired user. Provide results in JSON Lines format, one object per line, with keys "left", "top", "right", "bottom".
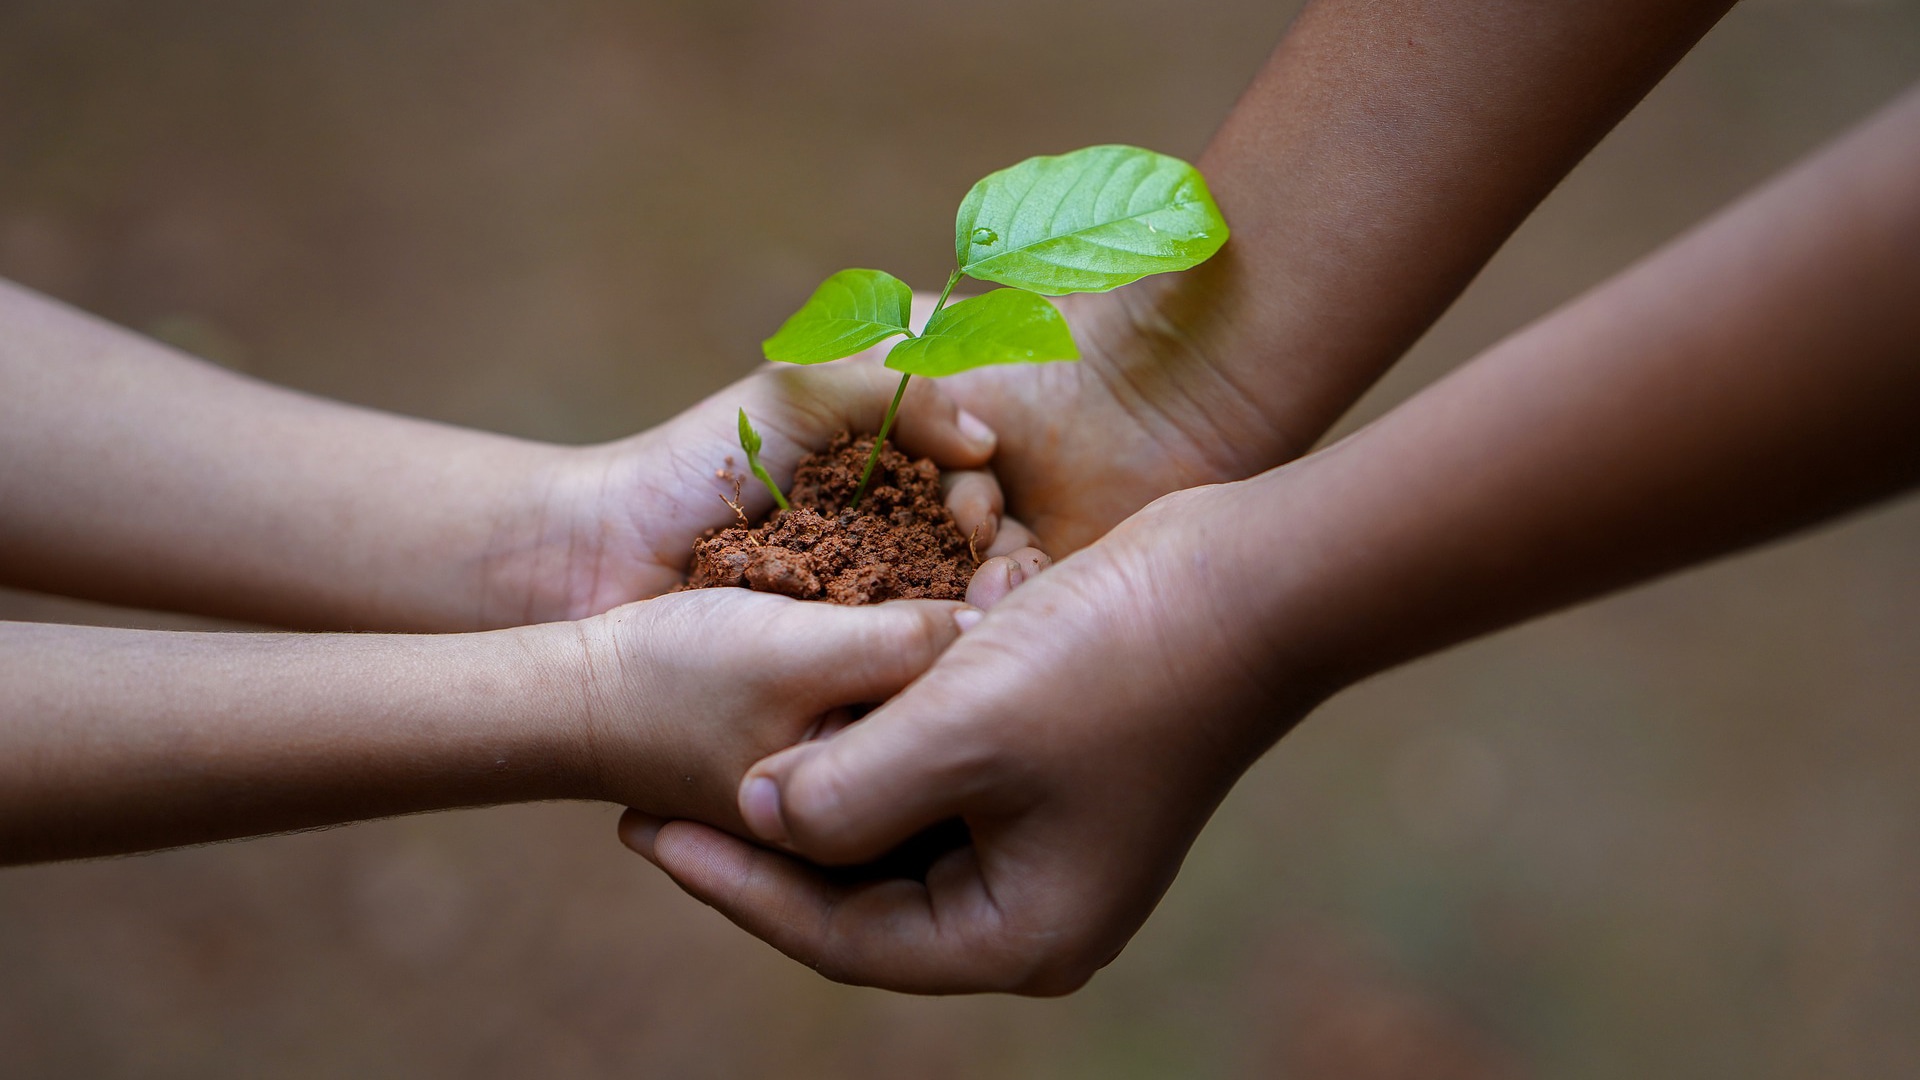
{"left": 941, "top": 470, "right": 1002, "bottom": 553}
{"left": 737, "top": 685, "right": 1011, "bottom": 865}
{"left": 1009, "top": 546, "right": 1051, "bottom": 579}
{"left": 745, "top": 364, "right": 990, "bottom": 472}
{"left": 966, "top": 557, "right": 1021, "bottom": 611}
{"left": 757, "top": 597, "right": 971, "bottom": 708}
{"left": 984, "top": 515, "right": 1036, "bottom": 559}
{"left": 647, "top": 820, "right": 1021, "bottom": 993}
{"left": 965, "top": 546, "right": 1051, "bottom": 610}
{"left": 617, "top": 808, "right": 667, "bottom": 866}
{"left": 888, "top": 377, "right": 996, "bottom": 467}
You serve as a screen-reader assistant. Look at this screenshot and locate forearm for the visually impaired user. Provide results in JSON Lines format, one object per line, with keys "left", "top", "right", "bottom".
{"left": 1102, "top": 0, "right": 1734, "bottom": 471}
{"left": 1234, "top": 87, "right": 1920, "bottom": 694}
{"left": 0, "top": 619, "right": 594, "bottom": 863}
{"left": 0, "top": 281, "right": 579, "bottom": 630}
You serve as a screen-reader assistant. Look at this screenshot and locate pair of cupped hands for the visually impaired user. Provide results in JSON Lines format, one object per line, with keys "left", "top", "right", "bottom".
{"left": 537, "top": 291, "right": 1295, "bottom": 995}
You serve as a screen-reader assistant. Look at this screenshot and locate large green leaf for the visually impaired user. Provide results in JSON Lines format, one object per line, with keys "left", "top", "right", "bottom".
{"left": 955, "top": 145, "right": 1229, "bottom": 296}
{"left": 884, "top": 290, "right": 1078, "bottom": 377}
{"left": 762, "top": 268, "right": 914, "bottom": 364}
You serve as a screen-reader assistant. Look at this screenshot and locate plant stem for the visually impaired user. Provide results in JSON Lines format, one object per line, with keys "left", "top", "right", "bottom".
{"left": 750, "top": 460, "right": 790, "bottom": 511}
{"left": 848, "top": 268, "right": 963, "bottom": 511}
{"left": 931, "top": 266, "right": 962, "bottom": 312}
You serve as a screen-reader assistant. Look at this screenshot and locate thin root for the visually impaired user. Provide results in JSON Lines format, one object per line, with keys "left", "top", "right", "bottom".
{"left": 718, "top": 476, "right": 759, "bottom": 544}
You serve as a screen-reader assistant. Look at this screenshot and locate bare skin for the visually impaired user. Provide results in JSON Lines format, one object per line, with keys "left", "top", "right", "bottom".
{"left": 0, "top": 266, "right": 1041, "bottom": 864}
{"left": 626, "top": 86, "right": 1920, "bottom": 995}
{"left": 0, "top": 590, "right": 974, "bottom": 864}
{"left": 0, "top": 280, "right": 1017, "bottom": 631}
{"left": 927, "top": 0, "right": 1737, "bottom": 554}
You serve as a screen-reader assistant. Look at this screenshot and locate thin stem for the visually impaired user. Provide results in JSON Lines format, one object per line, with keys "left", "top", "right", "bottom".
{"left": 750, "top": 460, "right": 789, "bottom": 511}
{"left": 931, "top": 266, "right": 962, "bottom": 312}
{"left": 848, "top": 268, "right": 964, "bottom": 512}
{"left": 848, "top": 371, "right": 911, "bottom": 512}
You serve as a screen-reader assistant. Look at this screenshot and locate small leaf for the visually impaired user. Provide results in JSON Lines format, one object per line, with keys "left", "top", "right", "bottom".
{"left": 737, "top": 408, "right": 788, "bottom": 511}
{"left": 762, "top": 268, "right": 914, "bottom": 364}
{"left": 885, "top": 290, "right": 1078, "bottom": 378}
{"left": 955, "top": 145, "right": 1229, "bottom": 295}
{"left": 737, "top": 407, "right": 762, "bottom": 457}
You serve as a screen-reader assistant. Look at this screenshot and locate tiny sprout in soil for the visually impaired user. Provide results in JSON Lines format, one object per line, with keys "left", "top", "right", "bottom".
{"left": 736, "top": 408, "right": 788, "bottom": 511}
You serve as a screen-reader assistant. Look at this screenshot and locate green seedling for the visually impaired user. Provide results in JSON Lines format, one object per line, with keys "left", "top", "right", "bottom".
{"left": 736, "top": 407, "right": 789, "bottom": 510}
{"left": 753, "top": 144, "right": 1229, "bottom": 511}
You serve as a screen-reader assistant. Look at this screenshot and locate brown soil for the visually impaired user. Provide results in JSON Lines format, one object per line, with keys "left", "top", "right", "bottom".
{"left": 685, "top": 432, "right": 978, "bottom": 605}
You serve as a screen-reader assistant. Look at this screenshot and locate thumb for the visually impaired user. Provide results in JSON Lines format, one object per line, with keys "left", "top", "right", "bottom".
{"left": 762, "top": 597, "right": 974, "bottom": 707}
{"left": 738, "top": 679, "right": 1007, "bottom": 866}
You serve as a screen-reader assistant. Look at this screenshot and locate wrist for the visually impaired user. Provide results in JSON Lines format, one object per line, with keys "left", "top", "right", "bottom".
{"left": 445, "top": 620, "right": 610, "bottom": 803}
{"left": 470, "top": 442, "right": 631, "bottom": 628}
{"left": 1216, "top": 454, "right": 1466, "bottom": 703}
{"left": 1068, "top": 260, "right": 1341, "bottom": 494}
{"left": 1130, "top": 474, "right": 1371, "bottom": 726}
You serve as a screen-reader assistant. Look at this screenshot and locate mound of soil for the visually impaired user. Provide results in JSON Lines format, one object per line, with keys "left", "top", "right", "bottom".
{"left": 685, "top": 432, "right": 978, "bottom": 605}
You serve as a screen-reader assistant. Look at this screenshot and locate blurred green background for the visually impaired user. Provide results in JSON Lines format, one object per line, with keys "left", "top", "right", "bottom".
{"left": 2, "top": 2, "right": 1918, "bottom": 1076}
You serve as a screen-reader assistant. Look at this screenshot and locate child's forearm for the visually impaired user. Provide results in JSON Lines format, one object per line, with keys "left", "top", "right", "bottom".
{"left": 0, "top": 619, "right": 595, "bottom": 863}
{"left": 1234, "top": 86, "right": 1920, "bottom": 695}
{"left": 0, "top": 282, "right": 576, "bottom": 630}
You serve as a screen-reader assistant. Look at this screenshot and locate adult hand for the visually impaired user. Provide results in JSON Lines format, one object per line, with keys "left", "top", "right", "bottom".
{"left": 619, "top": 480, "right": 1312, "bottom": 994}
{"left": 623, "top": 81, "right": 1920, "bottom": 992}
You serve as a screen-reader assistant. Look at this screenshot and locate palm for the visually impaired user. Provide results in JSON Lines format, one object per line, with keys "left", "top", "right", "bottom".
{"left": 509, "top": 363, "right": 999, "bottom": 624}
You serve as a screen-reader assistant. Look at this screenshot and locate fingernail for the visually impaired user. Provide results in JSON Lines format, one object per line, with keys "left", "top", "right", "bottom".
{"left": 956, "top": 409, "right": 996, "bottom": 454}
{"left": 954, "top": 607, "right": 984, "bottom": 631}
{"left": 740, "top": 776, "right": 788, "bottom": 843}
{"left": 1006, "top": 560, "right": 1026, "bottom": 589}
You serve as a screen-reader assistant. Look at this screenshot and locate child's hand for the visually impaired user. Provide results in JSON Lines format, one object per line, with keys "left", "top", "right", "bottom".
{"left": 483, "top": 363, "right": 1034, "bottom": 626}
{"left": 569, "top": 587, "right": 974, "bottom": 832}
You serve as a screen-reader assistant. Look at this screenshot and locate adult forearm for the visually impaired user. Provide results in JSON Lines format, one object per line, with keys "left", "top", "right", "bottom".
{"left": 0, "top": 619, "right": 593, "bottom": 863}
{"left": 0, "top": 281, "right": 574, "bottom": 630}
{"left": 1234, "top": 87, "right": 1920, "bottom": 694}
{"left": 1112, "top": 0, "right": 1734, "bottom": 470}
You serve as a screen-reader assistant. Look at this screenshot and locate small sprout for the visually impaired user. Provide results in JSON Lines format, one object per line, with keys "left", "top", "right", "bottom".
{"left": 736, "top": 408, "right": 789, "bottom": 512}
{"left": 755, "top": 144, "right": 1229, "bottom": 509}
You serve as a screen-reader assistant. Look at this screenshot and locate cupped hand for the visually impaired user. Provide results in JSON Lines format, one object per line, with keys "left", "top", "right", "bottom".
{"left": 572, "top": 588, "right": 977, "bottom": 833}
{"left": 619, "top": 480, "right": 1320, "bottom": 994}
{"left": 481, "top": 363, "right": 1031, "bottom": 626}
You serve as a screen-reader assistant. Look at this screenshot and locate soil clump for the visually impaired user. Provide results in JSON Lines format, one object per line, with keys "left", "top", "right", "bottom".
{"left": 686, "top": 432, "right": 978, "bottom": 605}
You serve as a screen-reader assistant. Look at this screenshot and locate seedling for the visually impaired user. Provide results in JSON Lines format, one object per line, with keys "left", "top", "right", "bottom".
{"left": 744, "top": 144, "right": 1228, "bottom": 510}
{"left": 736, "top": 408, "right": 789, "bottom": 510}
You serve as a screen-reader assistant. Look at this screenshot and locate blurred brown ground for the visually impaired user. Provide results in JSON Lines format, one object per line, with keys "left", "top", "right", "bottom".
{"left": 2, "top": 2, "right": 1918, "bottom": 1077}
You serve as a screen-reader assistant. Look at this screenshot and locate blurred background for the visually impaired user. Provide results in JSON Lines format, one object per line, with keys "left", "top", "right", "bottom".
{"left": 2, "top": 0, "right": 1917, "bottom": 1075}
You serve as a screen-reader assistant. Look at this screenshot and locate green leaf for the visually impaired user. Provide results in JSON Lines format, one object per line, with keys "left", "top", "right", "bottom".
{"left": 737, "top": 407, "right": 762, "bottom": 458}
{"left": 955, "top": 145, "right": 1229, "bottom": 296}
{"left": 762, "top": 268, "right": 914, "bottom": 364}
{"left": 885, "top": 290, "right": 1078, "bottom": 377}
